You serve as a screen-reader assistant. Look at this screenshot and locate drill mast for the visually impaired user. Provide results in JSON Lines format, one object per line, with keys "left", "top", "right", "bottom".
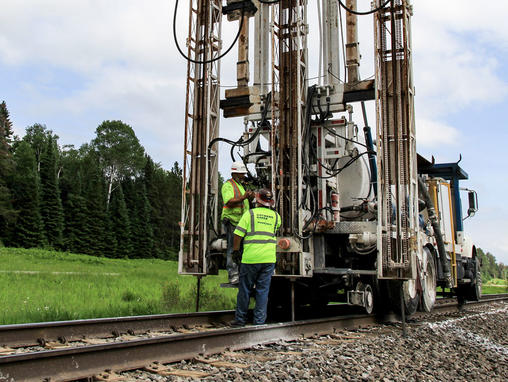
{"left": 179, "top": 0, "right": 222, "bottom": 275}
{"left": 179, "top": 0, "right": 417, "bottom": 281}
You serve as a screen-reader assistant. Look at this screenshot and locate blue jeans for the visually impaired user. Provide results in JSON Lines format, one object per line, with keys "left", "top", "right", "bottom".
{"left": 222, "top": 220, "right": 239, "bottom": 280}
{"left": 235, "top": 263, "right": 276, "bottom": 325}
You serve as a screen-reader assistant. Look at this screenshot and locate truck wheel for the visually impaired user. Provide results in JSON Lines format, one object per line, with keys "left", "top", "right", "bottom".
{"left": 389, "top": 279, "right": 419, "bottom": 316}
{"left": 421, "top": 248, "right": 437, "bottom": 312}
{"left": 470, "top": 258, "right": 482, "bottom": 301}
{"left": 361, "top": 283, "right": 374, "bottom": 314}
{"left": 456, "top": 257, "right": 482, "bottom": 303}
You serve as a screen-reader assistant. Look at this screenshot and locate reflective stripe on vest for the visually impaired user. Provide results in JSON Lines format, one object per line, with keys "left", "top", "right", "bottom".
{"left": 223, "top": 179, "right": 242, "bottom": 209}
{"left": 243, "top": 209, "right": 278, "bottom": 244}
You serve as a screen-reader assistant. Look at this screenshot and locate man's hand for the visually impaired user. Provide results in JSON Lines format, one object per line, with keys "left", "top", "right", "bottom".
{"left": 244, "top": 190, "right": 255, "bottom": 200}
{"left": 232, "top": 250, "right": 242, "bottom": 264}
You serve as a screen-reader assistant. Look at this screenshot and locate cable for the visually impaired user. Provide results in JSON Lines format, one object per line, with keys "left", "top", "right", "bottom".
{"left": 316, "top": 151, "right": 370, "bottom": 179}
{"left": 337, "top": 0, "right": 391, "bottom": 16}
{"left": 324, "top": 126, "right": 373, "bottom": 151}
{"left": 173, "top": 0, "right": 244, "bottom": 64}
{"left": 258, "top": 0, "right": 281, "bottom": 4}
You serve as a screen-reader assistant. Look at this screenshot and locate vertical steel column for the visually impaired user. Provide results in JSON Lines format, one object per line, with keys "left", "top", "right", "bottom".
{"left": 179, "top": 0, "right": 222, "bottom": 275}
{"left": 324, "top": 0, "right": 341, "bottom": 88}
{"left": 375, "top": 0, "right": 417, "bottom": 280}
{"left": 254, "top": 1, "right": 270, "bottom": 96}
{"left": 345, "top": 0, "right": 360, "bottom": 83}
{"left": 271, "top": 0, "right": 307, "bottom": 237}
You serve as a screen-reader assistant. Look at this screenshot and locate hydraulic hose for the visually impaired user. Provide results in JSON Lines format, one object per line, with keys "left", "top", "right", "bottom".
{"left": 418, "top": 176, "right": 451, "bottom": 279}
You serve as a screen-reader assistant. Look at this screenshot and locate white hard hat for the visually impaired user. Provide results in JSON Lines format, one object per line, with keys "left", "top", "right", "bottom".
{"left": 231, "top": 161, "right": 248, "bottom": 174}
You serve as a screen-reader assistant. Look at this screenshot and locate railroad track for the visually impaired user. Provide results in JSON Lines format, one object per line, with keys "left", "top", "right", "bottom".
{"left": 0, "top": 294, "right": 506, "bottom": 381}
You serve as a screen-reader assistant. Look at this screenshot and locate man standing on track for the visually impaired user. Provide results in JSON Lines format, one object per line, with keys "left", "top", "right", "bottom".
{"left": 230, "top": 188, "right": 281, "bottom": 327}
{"left": 221, "top": 161, "right": 254, "bottom": 284}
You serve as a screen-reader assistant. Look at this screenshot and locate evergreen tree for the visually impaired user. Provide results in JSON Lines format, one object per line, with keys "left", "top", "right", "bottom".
{"left": 0, "top": 101, "right": 15, "bottom": 243}
{"left": 127, "top": 180, "right": 154, "bottom": 258}
{"left": 167, "top": 162, "right": 183, "bottom": 251}
{"left": 60, "top": 146, "right": 88, "bottom": 253}
{"left": 9, "top": 141, "right": 45, "bottom": 247}
{"left": 109, "top": 185, "right": 132, "bottom": 258}
{"left": 0, "top": 101, "right": 14, "bottom": 145}
{"left": 81, "top": 153, "right": 108, "bottom": 256}
{"left": 103, "top": 214, "right": 118, "bottom": 258}
{"left": 40, "top": 135, "right": 64, "bottom": 248}
{"left": 144, "top": 156, "right": 163, "bottom": 257}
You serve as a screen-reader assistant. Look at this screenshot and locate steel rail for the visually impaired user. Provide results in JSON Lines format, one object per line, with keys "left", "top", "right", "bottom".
{"left": 0, "top": 294, "right": 505, "bottom": 381}
{"left": 0, "top": 313, "right": 376, "bottom": 382}
{"left": 430, "top": 294, "right": 508, "bottom": 314}
{"left": 0, "top": 294, "right": 505, "bottom": 348}
{"left": 0, "top": 310, "right": 235, "bottom": 348}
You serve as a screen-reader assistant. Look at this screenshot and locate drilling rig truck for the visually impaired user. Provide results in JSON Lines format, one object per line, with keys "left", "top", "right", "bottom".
{"left": 175, "top": 0, "right": 481, "bottom": 316}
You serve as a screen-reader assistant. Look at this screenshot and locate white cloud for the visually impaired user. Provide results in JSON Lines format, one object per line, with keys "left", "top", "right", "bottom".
{"left": 416, "top": 1, "right": 508, "bottom": 52}
{"left": 0, "top": 1, "right": 174, "bottom": 71}
{"left": 412, "top": 16, "right": 507, "bottom": 116}
{"left": 1, "top": 1, "right": 507, "bottom": 262}
{"left": 468, "top": 209, "right": 508, "bottom": 265}
{"left": 416, "top": 118, "right": 460, "bottom": 147}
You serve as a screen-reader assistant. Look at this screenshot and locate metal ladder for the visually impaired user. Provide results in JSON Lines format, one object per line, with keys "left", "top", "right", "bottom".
{"left": 375, "top": 0, "right": 417, "bottom": 280}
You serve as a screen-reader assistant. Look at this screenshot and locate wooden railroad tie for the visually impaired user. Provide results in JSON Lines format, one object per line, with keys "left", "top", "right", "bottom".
{"left": 144, "top": 362, "right": 210, "bottom": 378}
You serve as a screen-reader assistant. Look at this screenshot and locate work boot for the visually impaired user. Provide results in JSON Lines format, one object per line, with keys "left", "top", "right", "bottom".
{"left": 229, "top": 273, "right": 239, "bottom": 285}
{"left": 229, "top": 319, "right": 245, "bottom": 328}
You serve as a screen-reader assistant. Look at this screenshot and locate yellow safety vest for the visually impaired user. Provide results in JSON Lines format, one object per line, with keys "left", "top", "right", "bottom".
{"left": 221, "top": 179, "right": 249, "bottom": 225}
{"left": 234, "top": 207, "right": 281, "bottom": 264}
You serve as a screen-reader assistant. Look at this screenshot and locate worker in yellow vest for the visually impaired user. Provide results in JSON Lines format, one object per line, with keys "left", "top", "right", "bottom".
{"left": 221, "top": 161, "right": 254, "bottom": 284}
{"left": 230, "top": 189, "right": 281, "bottom": 326}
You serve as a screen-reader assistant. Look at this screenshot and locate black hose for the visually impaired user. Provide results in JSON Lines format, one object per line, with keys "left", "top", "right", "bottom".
{"left": 361, "top": 101, "right": 377, "bottom": 197}
{"left": 418, "top": 176, "right": 451, "bottom": 277}
{"left": 173, "top": 0, "right": 244, "bottom": 64}
{"left": 337, "top": 0, "right": 391, "bottom": 16}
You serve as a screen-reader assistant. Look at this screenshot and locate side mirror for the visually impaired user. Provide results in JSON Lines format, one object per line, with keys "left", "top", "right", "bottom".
{"left": 467, "top": 190, "right": 478, "bottom": 218}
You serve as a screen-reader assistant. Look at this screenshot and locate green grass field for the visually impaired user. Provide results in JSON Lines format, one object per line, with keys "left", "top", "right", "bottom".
{"left": 482, "top": 278, "right": 508, "bottom": 294}
{"left": 0, "top": 248, "right": 506, "bottom": 325}
{"left": 0, "top": 248, "right": 237, "bottom": 325}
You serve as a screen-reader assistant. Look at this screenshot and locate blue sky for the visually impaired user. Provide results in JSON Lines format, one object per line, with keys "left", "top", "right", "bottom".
{"left": 1, "top": 1, "right": 507, "bottom": 264}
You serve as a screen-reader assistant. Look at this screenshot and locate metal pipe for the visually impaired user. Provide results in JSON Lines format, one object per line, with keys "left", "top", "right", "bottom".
{"left": 196, "top": 276, "right": 202, "bottom": 312}
{"left": 345, "top": 0, "right": 360, "bottom": 83}
{"left": 400, "top": 282, "right": 407, "bottom": 337}
{"left": 361, "top": 101, "right": 377, "bottom": 196}
{"left": 291, "top": 279, "right": 295, "bottom": 322}
{"left": 418, "top": 176, "right": 451, "bottom": 278}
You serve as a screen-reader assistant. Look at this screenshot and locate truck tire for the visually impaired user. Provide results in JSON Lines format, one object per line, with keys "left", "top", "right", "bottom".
{"left": 470, "top": 257, "right": 482, "bottom": 301}
{"left": 456, "top": 257, "right": 482, "bottom": 303}
{"left": 389, "top": 279, "right": 419, "bottom": 316}
{"left": 421, "top": 247, "right": 437, "bottom": 312}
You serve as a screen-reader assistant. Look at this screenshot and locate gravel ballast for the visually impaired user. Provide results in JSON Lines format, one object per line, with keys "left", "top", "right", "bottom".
{"left": 121, "top": 301, "right": 507, "bottom": 381}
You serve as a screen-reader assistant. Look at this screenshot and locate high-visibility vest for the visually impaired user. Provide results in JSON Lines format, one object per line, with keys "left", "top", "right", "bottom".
{"left": 221, "top": 179, "right": 249, "bottom": 224}
{"left": 234, "top": 207, "right": 281, "bottom": 264}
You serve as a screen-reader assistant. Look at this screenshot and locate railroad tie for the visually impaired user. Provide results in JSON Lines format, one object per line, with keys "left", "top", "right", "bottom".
{"left": 0, "top": 346, "right": 15, "bottom": 355}
{"left": 94, "top": 370, "right": 127, "bottom": 381}
{"left": 195, "top": 357, "right": 250, "bottom": 369}
{"left": 144, "top": 362, "right": 210, "bottom": 378}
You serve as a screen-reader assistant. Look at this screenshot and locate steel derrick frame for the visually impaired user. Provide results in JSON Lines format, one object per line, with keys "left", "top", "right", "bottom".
{"left": 375, "top": 0, "right": 417, "bottom": 280}
{"left": 179, "top": 0, "right": 222, "bottom": 275}
{"left": 271, "top": 0, "right": 308, "bottom": 237}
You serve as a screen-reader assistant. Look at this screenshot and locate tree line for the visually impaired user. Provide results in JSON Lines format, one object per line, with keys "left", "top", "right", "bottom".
{"left": 477, "top": 248, "right": 507, "bottom": 281}
{"left": 0, "top": 101, "right": 182, "bottom": 260}
{"left": 0, "top": 100, "right": 507, "bottom": 275}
